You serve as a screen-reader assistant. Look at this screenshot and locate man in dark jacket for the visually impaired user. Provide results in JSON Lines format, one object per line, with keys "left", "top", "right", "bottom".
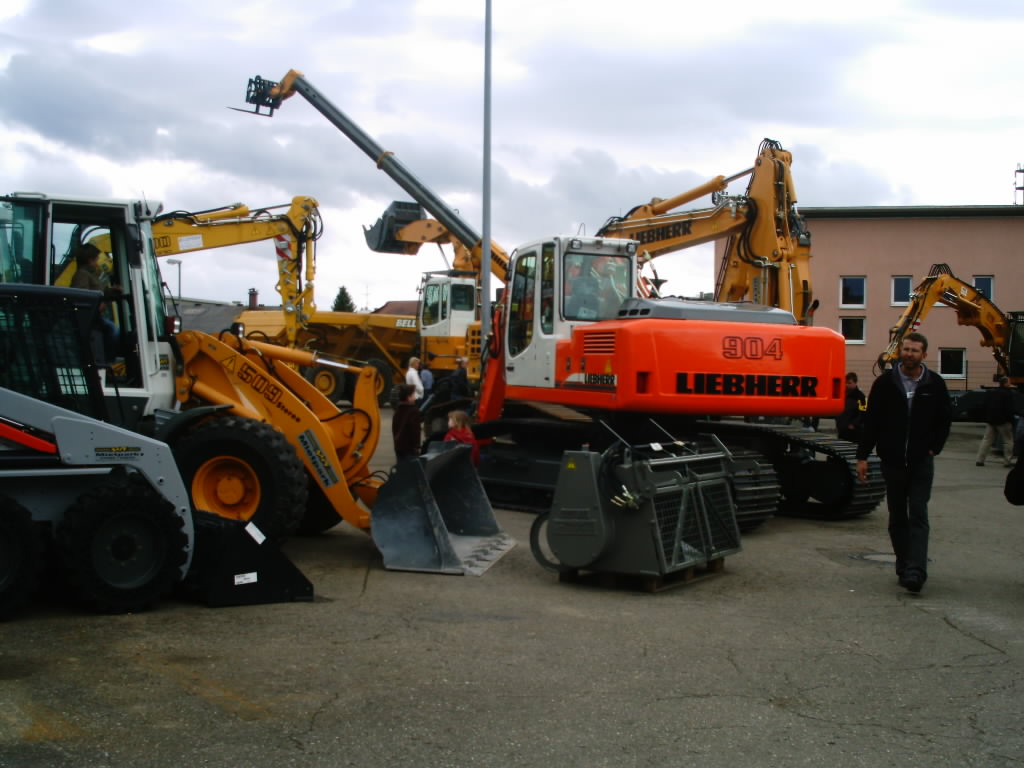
{"left": 856, "top": 333, "right": 951, "bottom": 594}
{"left": 836, "top": 371, "right": 867, "bottom": 443}
{"left": 975, "top": 376, "right": 1015, "bottom": 467}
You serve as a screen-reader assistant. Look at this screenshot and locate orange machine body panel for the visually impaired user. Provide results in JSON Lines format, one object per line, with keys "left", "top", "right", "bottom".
{"left": 502, "top": 317, "right": 846, "bottom": 418}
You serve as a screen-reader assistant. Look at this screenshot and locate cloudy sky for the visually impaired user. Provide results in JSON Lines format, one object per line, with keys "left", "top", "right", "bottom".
{"left": 2, "top": 0, "right": 1022, "bottom": 311}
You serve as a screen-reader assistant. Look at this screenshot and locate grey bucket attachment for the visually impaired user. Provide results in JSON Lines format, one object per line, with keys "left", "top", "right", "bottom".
{"left": 372, "top": 442, "right": 515, "bottom": 575}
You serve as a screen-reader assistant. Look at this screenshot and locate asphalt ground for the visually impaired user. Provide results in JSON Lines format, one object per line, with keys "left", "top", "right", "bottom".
{"left": 2, "top": 419, "right": 1023, "bottom": 767}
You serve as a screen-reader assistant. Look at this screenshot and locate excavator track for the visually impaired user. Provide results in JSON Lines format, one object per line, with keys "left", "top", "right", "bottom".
{"left": 723, "top": 448, "right": 780, "bottom": 532}
{"left": 702, "top": 421, "right": 886, "bottom": 520}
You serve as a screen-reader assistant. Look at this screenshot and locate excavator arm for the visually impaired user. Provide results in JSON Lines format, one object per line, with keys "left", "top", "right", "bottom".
{"left": 876, "top": 263, "right": 1014, "bottom": 376}
{"left": 596, "top": 140, "right": 815, "bottom": 325}
{"left": 152, "top": 196, "right": 323, "bottom": 346}
{"left": 243, "top": 71, "right": 510, "bottom": 283}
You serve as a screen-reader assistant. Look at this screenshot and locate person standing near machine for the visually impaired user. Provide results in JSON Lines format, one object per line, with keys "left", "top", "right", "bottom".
{"left": 419, "top": 361, "right": 434, "bottom": 403}
{"left": 836, "top": 372, "right": 867, "bottom": 443}
{"left": 405, "top": 357, "right": 424, "bottom": 402}
{"left": 391, "top": 384, "right": 422, "bottom": 461}
{"left": 976, "top": 375, "right": 1015, "bottom": 467}
{"left": 856, "top": 333, "right": 952, "bottom": 594}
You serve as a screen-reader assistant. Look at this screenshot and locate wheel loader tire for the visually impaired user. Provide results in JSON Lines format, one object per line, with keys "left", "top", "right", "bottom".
{"left": 56, "top": 472, "right": 188, "bottom": 614}
{"left": 0, "top": 496, "right": 43, "bottom": 620}
{"left": 295, "top": 483, "right": 341, "bottom": 536}
{"left": 366, "top": 358, "right": 394, "bottom": 407}
{"left": 174, "top": 416, "right": 308, "bottom": 543}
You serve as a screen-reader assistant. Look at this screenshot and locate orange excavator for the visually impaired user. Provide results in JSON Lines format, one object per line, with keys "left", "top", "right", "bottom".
{"left": 243, "top": 70, "right": 887, "bottom": 581}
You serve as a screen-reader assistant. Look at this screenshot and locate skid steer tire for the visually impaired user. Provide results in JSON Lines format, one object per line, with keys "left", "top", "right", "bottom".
{"left": 366, "top": 358, "right": 394, "bottom": 407}
{"left": 0, "top": 497, "right": 42, "bottom": 620}
{"left": 57, "top": 472, "right": 188, "bottom": 614}
{"left": 174, "top": 416, "right": 308, "bottom": 543}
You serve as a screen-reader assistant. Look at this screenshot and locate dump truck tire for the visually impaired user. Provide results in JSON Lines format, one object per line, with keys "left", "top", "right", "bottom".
{"left": 305, "top": 365, "right": 352, "bottom": 404}
{"left": 174, "top": 416, "right": 307, "bottom": 543}
{"left": 57, "top": 472, "right": 188, "bottom": 614}
{"left": 0, "top": 496, "right": 42, "bottom": 620}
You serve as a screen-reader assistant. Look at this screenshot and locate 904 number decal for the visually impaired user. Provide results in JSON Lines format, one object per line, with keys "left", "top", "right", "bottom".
{"left": 722, "top": 336, "right": 783, "bottom": 360}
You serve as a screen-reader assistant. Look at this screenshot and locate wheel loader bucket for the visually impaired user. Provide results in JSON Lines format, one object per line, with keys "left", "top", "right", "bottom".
{"left": 371, "top": 442, "right": 515, "bottom": 575}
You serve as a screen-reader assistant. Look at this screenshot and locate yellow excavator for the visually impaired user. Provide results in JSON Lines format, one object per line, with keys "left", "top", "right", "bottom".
{"left": 875, "top": 263, "right": 1024, "bottom": 384}
{"left": 596, "top": 139, "right": 817, "bottom": 326}
{"left": 146, "top": 196, "right": 422, "bottom": 404}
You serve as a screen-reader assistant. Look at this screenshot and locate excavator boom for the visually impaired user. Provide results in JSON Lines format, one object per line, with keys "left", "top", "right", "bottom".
{"left": 596, "top": 140, "right": 815, "bottom": 325}
{"left": 876, "top": 263, "right": 1022, "bottom": 383}
{"left": 245, "top": 71, "right": 510, "bottom": 282}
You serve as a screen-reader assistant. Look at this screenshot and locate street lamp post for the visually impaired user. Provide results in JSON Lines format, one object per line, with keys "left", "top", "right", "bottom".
{"left": 166, "top": 259, "right": 182, "bottom": 300}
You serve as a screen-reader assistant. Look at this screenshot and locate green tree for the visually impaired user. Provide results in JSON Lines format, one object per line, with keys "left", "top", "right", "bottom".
{"left": 332, "top": 286, "right": 356, "bottom": 312}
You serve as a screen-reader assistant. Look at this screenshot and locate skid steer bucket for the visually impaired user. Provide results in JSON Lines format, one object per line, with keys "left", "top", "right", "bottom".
{"left": 371, "top": 443, "right": 515, "bottom": 575}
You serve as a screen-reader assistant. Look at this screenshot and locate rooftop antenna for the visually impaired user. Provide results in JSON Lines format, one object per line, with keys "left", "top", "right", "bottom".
{"left": 1015, "top": 164, "right": 1024, "bottom": 206}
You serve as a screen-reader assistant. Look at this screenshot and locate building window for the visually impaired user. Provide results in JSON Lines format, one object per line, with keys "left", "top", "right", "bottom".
{"left": 973, "top": 275, "right": 993, "bottom": 300}
{"left": 840, "top": 276, "right": 866, "bottom": 308}
{"left": 938, "top": 348, "right": 966, "bottom": 379}
{"left": 840, "top": 317, "right": 865, "bottom": 344}
{"left": 892, "top": 276, "right": 912, "bottom": 305}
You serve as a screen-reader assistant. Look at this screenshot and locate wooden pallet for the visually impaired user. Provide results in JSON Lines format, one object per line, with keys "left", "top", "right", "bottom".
{"left": 557, "top": 557, "right": 727, "bottom": 593}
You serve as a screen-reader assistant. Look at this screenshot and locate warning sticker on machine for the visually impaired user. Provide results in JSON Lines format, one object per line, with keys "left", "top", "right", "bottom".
{"left": 298, "top": 429, "right": 340, "bottom": 487}
{"left": 94, "top": 446, "right": 143, "bottom": 461}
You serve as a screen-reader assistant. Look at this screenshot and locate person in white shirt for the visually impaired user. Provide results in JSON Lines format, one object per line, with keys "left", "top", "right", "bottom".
{"left": 405, "top": 357, "right": 424, "bottom": 401}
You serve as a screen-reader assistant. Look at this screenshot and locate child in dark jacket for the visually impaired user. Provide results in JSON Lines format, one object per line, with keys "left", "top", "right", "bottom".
{"left": 391, "top": 384, "right": 422, "bottom": 461}
{"left": 443, "top": 410, "right": 479, "bottom": 466}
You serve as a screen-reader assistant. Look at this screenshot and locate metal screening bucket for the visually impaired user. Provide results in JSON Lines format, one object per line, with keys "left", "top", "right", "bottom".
{"left": 371, "top": 442, "right": 515, "bottom": 575}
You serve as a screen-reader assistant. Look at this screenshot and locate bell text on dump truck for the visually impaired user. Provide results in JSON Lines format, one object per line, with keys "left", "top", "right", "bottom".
{"left": 241, "top": 70, "right": 886, "bottom": 582}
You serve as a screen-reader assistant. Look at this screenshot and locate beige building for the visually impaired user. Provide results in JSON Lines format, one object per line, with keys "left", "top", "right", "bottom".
{"left": 781, "top": 206, "right": 1023, "bottom": 393}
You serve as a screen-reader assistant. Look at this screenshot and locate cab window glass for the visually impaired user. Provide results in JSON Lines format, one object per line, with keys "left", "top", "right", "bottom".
{"left": 564, "top": 253, "right": 630, "bottom": 321}
{"left": 422, "top": 282, "right": 441, "bottom": 326}
{"left": 508, "top": 252, "right": 536, "bottom": 357}
{"left": 451, "top": 284, "right": 475, "bottom": 312}
{"left": 540, "top": 243, "right": 554, "bottom": 334}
